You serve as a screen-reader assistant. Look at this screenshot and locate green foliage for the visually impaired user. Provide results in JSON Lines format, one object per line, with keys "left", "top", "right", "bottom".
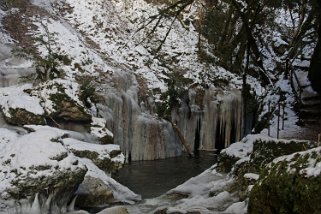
{"left": 249, "top": 150, "right": 321, "bottom": 214}
{"left": 249, "top": 139, "right": 315, "bottom": 169}
{"left": 14, "top": 23, "right": 72, "bottom": 83}
{"left": 5, "top": 108, "right": 46, "bottom": 126}
{"left": 156, "top": 72, "right": 189, "bottom": 120}
{"left": 32, "top": 24, "right": 70, "bottom": 82}
{"left": 76, "top": 75, "right": 101, "bottom": 108}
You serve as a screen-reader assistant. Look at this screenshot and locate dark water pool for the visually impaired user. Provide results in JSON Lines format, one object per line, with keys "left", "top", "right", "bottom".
{"left": 112, "top": 152, "right": 217, "bottom": 199}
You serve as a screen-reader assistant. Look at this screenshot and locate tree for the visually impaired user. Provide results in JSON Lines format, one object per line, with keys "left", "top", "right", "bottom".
{"left": 16, "top": 23, "right": 71, "bottom": 83}
{"left": 308, "top": 0, "right": 321, "bottom": 93}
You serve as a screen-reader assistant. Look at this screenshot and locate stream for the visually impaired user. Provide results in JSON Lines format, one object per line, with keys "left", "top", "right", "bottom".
{"left": 113, "top": 151, "right": 217, "bottom": 199}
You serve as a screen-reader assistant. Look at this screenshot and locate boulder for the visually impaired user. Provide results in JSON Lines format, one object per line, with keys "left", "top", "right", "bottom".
{"left": 30, "top": 79, "right": 91, "bottom": 122}
{"left": 3, "top": 108, "right": 46, "bottom": 125}
{"left": 234, "top": 138, "right": 316, "bottom": 177}
{"left": 217, "top": 135, "right": 318, "bottom": 202}
{"left": 63, "top": 138, "right": 124, "bottom": 173}
{"left": 90, "top": 117, "right": 114, "bottom": 144}
{"left": 218, "top": 135, "right": 317, "bottom": 175}
{"left": 0, "top": 127, "right": 87, "bottom": 211}
{"left": 75, "top": 159, "right": 141, "bottom": 209}
{"left": 0, "top": 84, "right": 46, "bottom": 126}
{"left": 97, "top": 206, "right": 129, "bottom": 214}
{"left": 249, "top": 147, "right": 321, "bottom": 214}
{"left": 76, "top": 176, "right": 114, "bottom": 207}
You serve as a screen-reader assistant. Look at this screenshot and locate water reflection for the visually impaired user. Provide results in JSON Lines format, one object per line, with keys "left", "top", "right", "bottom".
{"left": 112, "top": 152, "right": 217, "bottom": 198}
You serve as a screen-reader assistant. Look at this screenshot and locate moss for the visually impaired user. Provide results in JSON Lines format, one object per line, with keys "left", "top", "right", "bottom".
{"left": 8, "top": 167, "right": 87, "bottom": 200}
{"left": 216, "top": 152, "right": 240, "bottom": 173}
{"left": 98, "top": 135, "right": 114, "bottom": 145}
{"left": 69, "top": 149, "right": 122, "bottom": 173}
{"left": 49, "top": 91, "right": 91, "bottom": 122}
{"left": 76, "top": 75, "right": 102, "bottom": 108}
{"left": 249, "top": 159, "right": 321, "bottom": 214}
{"left": 109, "top": 150, "right": 122, "bottom": 159}
{"left": 249, "top": 140, "right": 316, "bottom": 170}
{"left": 70, "top": 150, "right": 99, "bottom": 161}
{"left": 221, "top": 138, "right": 318, "bottom": 202}
{"left": 5, "top": 108, "right": 46, "bottom": 126}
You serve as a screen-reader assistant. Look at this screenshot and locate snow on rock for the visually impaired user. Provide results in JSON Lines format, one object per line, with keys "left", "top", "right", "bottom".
{"left": 0, "top": 127, "right": 87, "bottom": 210}
{"left": 163, "top": 168, "right": 238, "bottom": 213}
{"left": 271, "top": 146, "right": 321, "bottom": 177}
{"left": 224, "top": 201, "right": 247, "bottom": 214}
{"left": 30, "top": 79, "right": 91, "bottom": 121}
{"left": 249, "top": 147, "right": 321, "bottom": 214}
{"left": 96, "top": 206, "right": 129, "bottom": 214}
{"left": 63, "top": 138, "right": 124, "bottom": 173}
{"left": 221, "top": 134, "right": 265, "bottom": 160}
{"left": 54, "top": 0, "right": 248, "bottom": 93}
{"left": 90, "top": 117, "right": 114, "bottom": 144}
{"left": 0, "top": 84, "right": 45, "bottom": 125}
{"left": 77, "top": 158, "right": 141, "bottom": 207}
{"left": 243, "top": 173, "right": 259, "bottom": 181}
{"left": 0, "top": 125, "right": 133, "bottom": 212}
{"left": 32, "top": 17, "right": 112, "bottom": 78}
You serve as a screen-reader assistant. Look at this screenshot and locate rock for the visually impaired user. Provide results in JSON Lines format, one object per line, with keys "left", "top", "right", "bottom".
{"left": 76, "top": 159, "right": 141, "bottom": 208}
{"left": 217, "top": 135, "right": 318, "bottom": 202}
{"left": 63, "top": 138, "right": 124, "bottom": 173}
{"left": 217, "top": 152, "right": 240, "bottom": 173}
{"left": 233, "top": 137, "right": 316, "bottom": 182}
{"left": 154, "top": 208, "right": 168, "bottom": 214}
{"left": 0, "top": 84, "right": 46, "bottom": 126}
{"left": 3, "top": 107, "right": 46, "bottom": 125}
{"left": 0, "top": 127, "right": 87, "bottom": 211}
{"left": 30, "top": 79, "right": 91, "bottom": 122}
{"left": 52, "top": 97, "right": 91, "bottom": 121}
{"left": 76, "top": 176, "right": 114, "bottom": 208}
{"left": 218, "top": 135, "right": 317, "bottom": 175}
{"left": 90, "top": 117, "right": 114, "bottom": 144}
{"left": 249, "top": 138, "right": 316, "bottom": 168}
{"left": 97, "top": 206, "right": 129, "bottom": 214}
{"left": 248, "top": 147, "right": 321, "bottom": 214}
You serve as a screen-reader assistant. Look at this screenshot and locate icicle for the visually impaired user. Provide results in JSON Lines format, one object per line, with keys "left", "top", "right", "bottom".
{"left": 30, "top": 193, "right": 41, "bottom": 214}
{"left": 44, "top": 194, "right": 53, "bottom": 212}
{"left": 67, "top": 195, "right": 78, "bottom": 212}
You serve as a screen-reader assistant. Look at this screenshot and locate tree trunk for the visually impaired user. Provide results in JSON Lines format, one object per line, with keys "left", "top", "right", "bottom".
{"left": 308, "top": 2, "right": 321, "bottom": 94}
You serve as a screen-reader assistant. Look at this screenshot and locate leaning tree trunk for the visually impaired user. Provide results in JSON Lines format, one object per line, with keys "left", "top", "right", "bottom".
{"left": 308, "top": 2, "right": 321, "bottom": 94}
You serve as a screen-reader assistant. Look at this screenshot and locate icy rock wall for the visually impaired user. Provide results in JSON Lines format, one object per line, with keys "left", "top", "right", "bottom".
{"left": 175, "top": 89, "right": 243, "bottom": 152}
{"left": 99, "top": 71, "right": 181, "bottom": 161}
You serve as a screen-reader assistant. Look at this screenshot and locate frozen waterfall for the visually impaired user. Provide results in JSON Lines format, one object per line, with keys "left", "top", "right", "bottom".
{"left": 99, "top": 70, "right": 246, "bottom": 161}
{"left": 172, "top": 88, "right": 244, "bottom": 152}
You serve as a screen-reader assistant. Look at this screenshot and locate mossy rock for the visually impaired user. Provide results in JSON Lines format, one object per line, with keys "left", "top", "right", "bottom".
{"left": 69, "top": 149, "right": 122, "bottom": 173}
{"left": 233, "top": 139, "right": 317, "bottom": 189}
{"left": 99, "top": 135, "right": 114, "bottom": 144}
{"left": 216, "top": 152, "right": 240, "bottom": 173}
{"left": 249, "top": 139, "right": 316, "bottom": 170}
{"left": 8, "top": 167, "right": 86, "bottom": 201}
{"left": 49, "top": 93, "right": 91, "bottom": 122}
{"left": 248, "top": 148, "right": 321, "bottom": 214}
{"left": 89, "top": 118, "right": 114, "bottom": 144}
{"left": 4, "top": 108, "right": 46, "bottom": 126}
